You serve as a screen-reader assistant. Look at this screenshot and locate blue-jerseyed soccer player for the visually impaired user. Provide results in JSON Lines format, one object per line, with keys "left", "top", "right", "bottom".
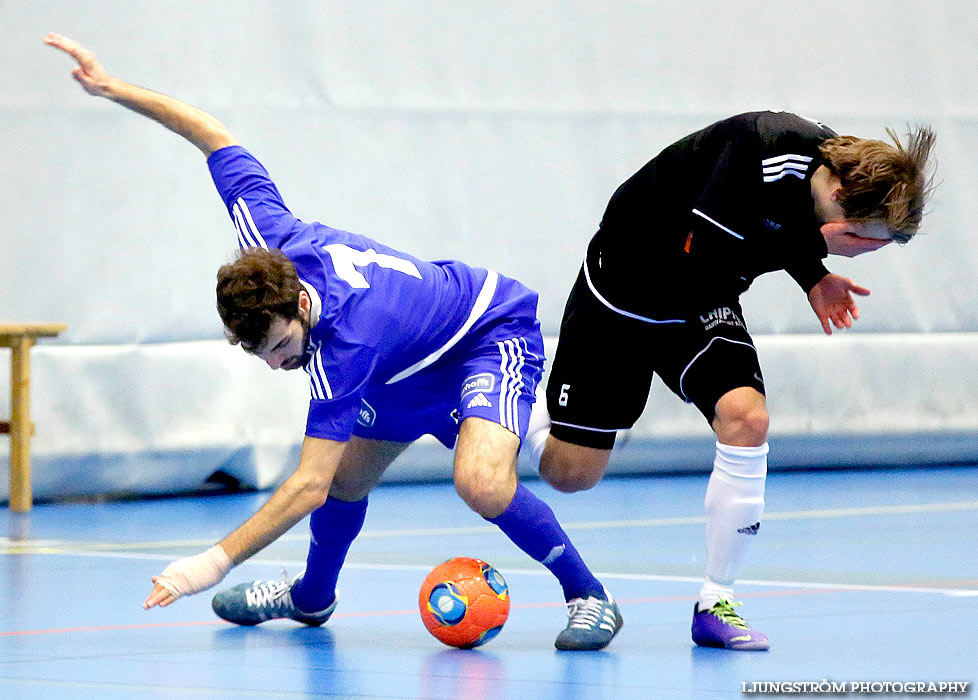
{"left": 47, "top": 33, "right": 623, "bottom": 650}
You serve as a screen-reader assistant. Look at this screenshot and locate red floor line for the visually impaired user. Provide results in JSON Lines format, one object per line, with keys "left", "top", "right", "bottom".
{"left": 0, "top": 619, "right": 226, "bottom": 637}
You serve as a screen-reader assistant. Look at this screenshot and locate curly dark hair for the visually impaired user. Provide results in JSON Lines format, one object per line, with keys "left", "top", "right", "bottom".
{"left": 216, "top": 248, "right": 301, "bottom": 351}
{"left": 819, "top": 126, "right": 936, "bottom": 243}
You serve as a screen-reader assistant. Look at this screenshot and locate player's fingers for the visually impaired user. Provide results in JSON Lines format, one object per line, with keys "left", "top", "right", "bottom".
{"left": 45, "top": 34, "right": 99, "bottom": 73}
{"left": 848, "top": 283, "right": 872, "bottom": 296}
{"left": 44, "top": 33, "right": 81, "bottom": 58}
{"left": 820, "top": 315, "right": 832, "bottom": 335}
{"left": 143, "top": 590, "right": 172, "bottom": 608}
{"left": 143, "top": 580, "right": 176, "bottom": 609}
{"left": 43, "top": 32, "right": 67, "bottom": 48}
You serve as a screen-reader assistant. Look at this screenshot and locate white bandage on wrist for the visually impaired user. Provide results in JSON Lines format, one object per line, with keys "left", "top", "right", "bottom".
{"left": 155, "top": 545, "right": 233, "bottom": 601}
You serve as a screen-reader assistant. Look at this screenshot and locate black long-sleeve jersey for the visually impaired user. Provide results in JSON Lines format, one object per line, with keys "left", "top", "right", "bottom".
{"left": 585, "top": 111, "right": 835, "bottom": 320}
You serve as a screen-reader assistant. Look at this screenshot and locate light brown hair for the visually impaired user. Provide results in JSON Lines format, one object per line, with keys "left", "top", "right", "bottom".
{"left": 216, "top": 248, "right": 301, "bottom": 351}
{"left": 819, "top": 126, "right": 936, "bottom": 243}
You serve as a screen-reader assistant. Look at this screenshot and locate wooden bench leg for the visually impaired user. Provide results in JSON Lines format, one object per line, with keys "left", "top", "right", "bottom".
{"left": 9, "top": 336, "right": 33, "bottom": 513}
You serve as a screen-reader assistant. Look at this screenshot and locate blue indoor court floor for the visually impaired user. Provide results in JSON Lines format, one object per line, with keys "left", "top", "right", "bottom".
{"left": 2, "top": 466, "right": 977, "bottom": 699}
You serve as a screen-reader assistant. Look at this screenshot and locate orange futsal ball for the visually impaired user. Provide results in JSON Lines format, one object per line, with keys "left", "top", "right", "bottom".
{"left": 418, "top": 557, "right": 510, "bottom": 648}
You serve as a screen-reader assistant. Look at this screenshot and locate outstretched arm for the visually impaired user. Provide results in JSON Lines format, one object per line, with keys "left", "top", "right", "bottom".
{"left": 143, "top": 435, "right": 347, "bottom": 609}
{"left": 807, "top": 273, "right": 871, "bottom": 335}
{"left": 45, "top": 33, "right": 236, "bottom": 156}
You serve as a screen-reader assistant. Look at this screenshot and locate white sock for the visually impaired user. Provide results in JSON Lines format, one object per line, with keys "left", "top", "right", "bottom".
{"left": 698, "top": 578, "right": 734, "bottom": 612}
{"left": 699, "top": 441, "right": 768, "bottom": 610}
{"left": 525, "top": 383, "right": 551, "bottom": 472}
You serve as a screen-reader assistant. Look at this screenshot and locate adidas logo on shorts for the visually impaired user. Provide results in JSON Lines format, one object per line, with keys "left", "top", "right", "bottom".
{"left": 466, "top": 393, "right": 493, "bottom": 410}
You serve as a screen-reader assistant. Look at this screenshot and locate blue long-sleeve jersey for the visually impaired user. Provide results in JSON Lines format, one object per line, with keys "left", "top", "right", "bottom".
{"left": 208, "top": 146, "right": 534, "bottom": 442}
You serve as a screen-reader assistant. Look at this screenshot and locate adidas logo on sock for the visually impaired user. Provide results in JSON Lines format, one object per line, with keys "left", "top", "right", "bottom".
{"left": 466, "top": 393, "right": 492, "bottom": 409}
{"left": 737, "top": 522, "right": 761, "bottom": 535}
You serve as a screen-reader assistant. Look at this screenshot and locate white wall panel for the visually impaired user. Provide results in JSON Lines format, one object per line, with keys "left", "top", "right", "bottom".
{"left": 1, "top": 2, "right": 976, "bottom": 498}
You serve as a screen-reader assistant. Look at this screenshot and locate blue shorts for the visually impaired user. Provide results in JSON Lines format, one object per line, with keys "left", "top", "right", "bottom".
{"left": 352, "top": 315, "right": 545, "bottom": 449}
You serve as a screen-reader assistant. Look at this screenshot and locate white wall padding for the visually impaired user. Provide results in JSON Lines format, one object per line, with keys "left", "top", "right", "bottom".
{"left": 2, "top": 2, "right": 976, "bottom": 499}
{"left": 3, "top": 333, "right": 978, "bottom": 502}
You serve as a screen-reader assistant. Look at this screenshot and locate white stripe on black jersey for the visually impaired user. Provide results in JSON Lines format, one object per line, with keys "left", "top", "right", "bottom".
{"left": 692, "top": 208, "right": 744, "bottom": 240}
{"left": 761, "top": 153, "right": 813, "bottom": 182}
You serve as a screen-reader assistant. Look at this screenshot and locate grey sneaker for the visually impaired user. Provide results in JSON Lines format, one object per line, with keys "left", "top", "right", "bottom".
{"left": 554, "top": 589, "right": 623, "bottom": 651}
{"left": 211, "top": 576, "right": 337, "bottom": 627}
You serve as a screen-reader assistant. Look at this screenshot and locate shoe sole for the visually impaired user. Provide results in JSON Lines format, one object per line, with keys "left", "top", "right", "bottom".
{"left": 692, "top": 635, "right": 770, "bottom": 651}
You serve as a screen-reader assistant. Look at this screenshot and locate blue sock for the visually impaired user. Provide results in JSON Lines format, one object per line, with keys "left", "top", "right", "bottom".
{"left": 290, "top": 495, "right": 368, "bottom": 613}
{"left": 487, "top": 483, "right": 604, "bottom": 601}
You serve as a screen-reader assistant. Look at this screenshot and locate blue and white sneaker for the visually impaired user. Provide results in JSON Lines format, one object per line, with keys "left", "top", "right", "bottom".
{"left": 211, "top": 575, "right": 336, "bottom": 627}
{"left": 554, "top": 589, "right": 623, "bottom": 651}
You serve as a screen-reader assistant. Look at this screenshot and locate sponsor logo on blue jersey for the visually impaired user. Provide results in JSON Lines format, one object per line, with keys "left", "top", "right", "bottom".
{"left": 461, "top": 372, "right": 495, "bottom": 398}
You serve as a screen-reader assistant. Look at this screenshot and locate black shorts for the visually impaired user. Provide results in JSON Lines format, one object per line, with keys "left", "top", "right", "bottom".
{"left": 546, "top": 265, "right": 765, "bottom": 449}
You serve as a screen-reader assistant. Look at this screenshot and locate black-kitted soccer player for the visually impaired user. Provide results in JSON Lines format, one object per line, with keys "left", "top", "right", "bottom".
{"left": 525, "top": 111, "right": 936, "bottom": 650}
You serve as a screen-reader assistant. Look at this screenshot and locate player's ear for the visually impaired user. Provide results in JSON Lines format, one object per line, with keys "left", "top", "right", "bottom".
{"left": 298, "top": 290, "right": 311, "bottom": 314}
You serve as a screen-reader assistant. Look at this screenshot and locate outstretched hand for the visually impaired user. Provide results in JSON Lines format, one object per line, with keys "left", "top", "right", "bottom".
{"left": 808, "top": 273, "right": 870, "bottom": 335}
{"left": 142, "top": 545, "right": 233, "bottom": 610}
{"left": 144, "top": 579, "right": 177, "bottom": 609}
{"left": 44, "top": 33, "right": 113, "bottom": 97}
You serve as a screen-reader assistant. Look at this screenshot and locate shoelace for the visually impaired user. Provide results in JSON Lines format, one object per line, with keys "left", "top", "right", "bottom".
{"left": 566, "top": 596, "right": 606, "bottom": 629}
{"left": 709, "top": 599, "right": 750, "bottom": 631}
{"left": 245, "top": 579, "right": 293, "bottom": 610}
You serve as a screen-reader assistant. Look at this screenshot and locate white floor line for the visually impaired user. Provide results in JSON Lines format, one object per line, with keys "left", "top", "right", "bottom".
{"left": 5, "top": 498, "right": 977, "bottom": 553}
{"left": 11, "top": 548, "right": 978, "bottom": 598}
{"left": 5, "top": 499, "right": 977, "bottom": 598}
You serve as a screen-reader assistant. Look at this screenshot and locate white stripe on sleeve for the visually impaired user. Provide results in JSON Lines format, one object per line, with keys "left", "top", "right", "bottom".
{"left": 303, "top": 345, "right": 333, "bottom": 401}
{"left": 761, "top": 154, "right": 812, "bottom": 183}
{"left": 312, "top": 347, "right": 333, "bottom": 400}
{"left": 760, "top": 153, "right": 813, "bottom": 167}
{"left": 232, "top": 212, "right": 248, "bottom": 249}
{"left": 232, "top": 202, "right": 259, "bottom": 248}
{"left": 235, "top": 197, "right": 268, "bottom": 250}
